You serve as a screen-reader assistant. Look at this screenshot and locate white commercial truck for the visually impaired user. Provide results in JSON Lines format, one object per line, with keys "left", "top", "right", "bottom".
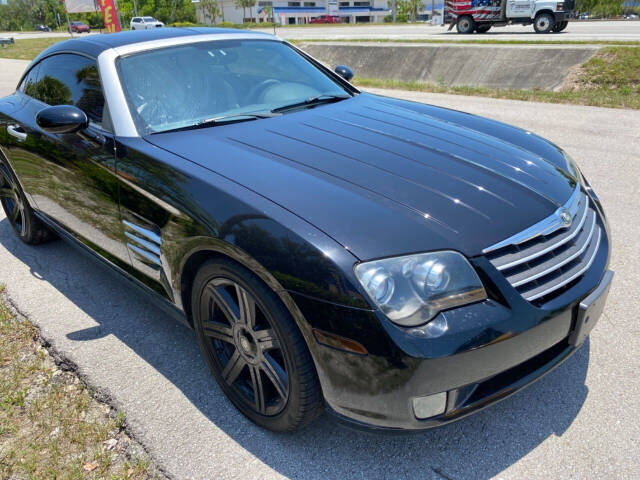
{"left": 444, "top": 0, "right": 575, "bottom": 33}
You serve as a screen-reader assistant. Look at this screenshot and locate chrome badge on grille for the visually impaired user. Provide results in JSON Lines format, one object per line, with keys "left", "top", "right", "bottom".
{"left": 559, "top": 208, "right": 572, "bottom": 227}
{"left": 483, "top": 184, "right": 582, "bottom": 254}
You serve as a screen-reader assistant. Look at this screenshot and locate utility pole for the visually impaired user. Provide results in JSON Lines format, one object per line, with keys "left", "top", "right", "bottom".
{"left": 66, "top": 11, "right": 73, "bottom": 36}
{"left": 430, "top": 0, "right": 434, "bottom": 22}
{"left": 132, "top": 0, "right": 138, "bottom": 16}
{"left": 392, "top": 0, "right": 396, "bottom": 21}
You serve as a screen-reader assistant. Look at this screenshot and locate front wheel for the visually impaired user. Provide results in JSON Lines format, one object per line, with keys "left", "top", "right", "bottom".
{"left": 456, "top": 16, "right": 475, "bottom": 34}
{"left": 192, "top": 258, "right": 323, "bottom": 431}
{"left": 534, "top": 12, "right": 555, "bottom": 33}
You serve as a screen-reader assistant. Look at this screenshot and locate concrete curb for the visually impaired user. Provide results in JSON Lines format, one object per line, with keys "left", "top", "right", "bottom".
{"left": 300, "top": 42, "right": 599, "bottom": 90}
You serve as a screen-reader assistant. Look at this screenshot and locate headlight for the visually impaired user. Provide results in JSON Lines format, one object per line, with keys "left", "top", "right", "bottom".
{"left": 355, "top": 251, "right": 487, "bottom": 327}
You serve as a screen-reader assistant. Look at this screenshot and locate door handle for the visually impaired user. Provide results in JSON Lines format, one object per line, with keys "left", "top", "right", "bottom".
{"left": 79, "top": 129, "right": 106, "bottom": 147}
{"left": 7, "top": 125, "right": 27, "bottom": 142}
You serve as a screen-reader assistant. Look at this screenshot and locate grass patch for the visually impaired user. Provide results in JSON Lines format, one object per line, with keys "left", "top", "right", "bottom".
{"left": 1, "top": 38, "right": 637, "bottom": 109}
{"left": 0, "top": 37, "right": 67, "bottom": 60}
{"left": 354, "top": 46, "right": 640, "bottom": 109}
{"left": 355, "top": 77, "right": 640, "bottom": 109}
{"left": 2, "top": 35, "right": 640, "bottom": 62}
{"left": 578, "top": 46, "right": 640, "bottom": 88}
{"left": 0, "top": 287, "right": 165, "bottom": 479}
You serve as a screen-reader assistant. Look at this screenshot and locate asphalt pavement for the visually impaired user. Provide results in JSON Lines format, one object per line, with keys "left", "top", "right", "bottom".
{"left": 1, "top": 60, "right": 639, "bottom": 479}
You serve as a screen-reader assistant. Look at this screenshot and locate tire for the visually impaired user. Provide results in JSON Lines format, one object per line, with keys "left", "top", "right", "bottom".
{"left": 476, "top": 24, "right": 491, "bottom": 33}
{"left": 191, "top": 258, "right": 323, "bottom": 431}
{"left": 553, "top": 20, "right": 568, "bottom": 32}
{"left": 0, "top": 159, "right": 55, "bottom": 245}
{"left": 456, "top": 16, "right": 475, "bottom": 34}
{"left": 534, "top": 12, "right": 555, "bottom": 33}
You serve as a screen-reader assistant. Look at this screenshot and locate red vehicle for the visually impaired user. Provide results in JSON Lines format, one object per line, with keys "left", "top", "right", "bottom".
{"left": 309, "top": 15, "right": 342, "bottom": 23}
{"left": 68, "top": 21, "right": 91, "bottom": 33}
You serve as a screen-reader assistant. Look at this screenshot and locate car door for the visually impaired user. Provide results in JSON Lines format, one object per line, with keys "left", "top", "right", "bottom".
{"left": 2, "top": 53, "right": 131, "bottom": 270}
{"left": 506, "top": 0, "right": 532, "bottom": 17}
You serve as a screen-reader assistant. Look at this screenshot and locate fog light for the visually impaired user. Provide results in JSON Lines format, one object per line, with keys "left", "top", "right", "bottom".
{"left": 412, "top": 392, "right": 447, "bottom": 419}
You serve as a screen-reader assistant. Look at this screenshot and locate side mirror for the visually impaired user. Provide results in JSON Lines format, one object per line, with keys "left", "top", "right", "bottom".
{"left": 334, "top": 65, "right": 354, "bottom": 82}
{"left": 36, "top": 105, "right": 88, "bottom": 134}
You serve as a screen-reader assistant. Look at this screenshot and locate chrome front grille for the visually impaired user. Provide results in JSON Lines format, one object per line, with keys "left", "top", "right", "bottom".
{"left": 484, "top": 185, "right": 602, "bottom": 304}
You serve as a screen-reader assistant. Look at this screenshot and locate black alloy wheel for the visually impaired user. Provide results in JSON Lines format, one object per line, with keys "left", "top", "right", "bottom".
{"left": 0, "top": 159, "right": 54, "bottom": 244}
{"left": 192, "top": 259, "right": 323, "bottom": 431}
{"left": 0, "top": 163, "right": 26, "bottom": 236}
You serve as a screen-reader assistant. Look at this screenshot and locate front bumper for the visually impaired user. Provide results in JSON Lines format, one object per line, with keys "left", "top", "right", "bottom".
{"left": 291, "top": 204, "right": 611, "bottom": 430}
{"left": 554, "top": 11, "right": 574, "bottom": 21}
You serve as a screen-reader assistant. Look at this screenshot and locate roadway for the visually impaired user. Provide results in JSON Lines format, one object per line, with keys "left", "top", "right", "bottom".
{"left": 2, "top": 20, "right": 640, "bottom": 42}
{"left": 1, "top": 59, "right": 639, "bottom": 479}
{"left": 266, "top": 20, "right": 640, "bottom": 41}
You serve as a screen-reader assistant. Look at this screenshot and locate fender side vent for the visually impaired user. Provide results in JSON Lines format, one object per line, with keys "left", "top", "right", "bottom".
{"left": 123, "top": 219, "right": 162, "bottom": 269}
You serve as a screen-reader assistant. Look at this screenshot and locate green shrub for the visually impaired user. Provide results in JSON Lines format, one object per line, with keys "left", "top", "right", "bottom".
{"left": 171, "top": 21, "right": 207, "bottom": 27}
{"left": 197, "top": 21, "right": 275, "bottom": 29}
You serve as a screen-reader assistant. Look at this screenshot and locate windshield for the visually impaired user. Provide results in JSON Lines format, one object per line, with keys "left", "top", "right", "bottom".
{"left": 143, "top": 17, "right": 155, "bottom": 21}
{"left": 117, "top": 39, "right": 352, "bottom": 134}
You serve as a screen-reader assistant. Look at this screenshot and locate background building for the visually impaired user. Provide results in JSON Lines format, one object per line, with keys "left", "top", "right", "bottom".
{"left": 194, "top": 0, "right": 391, "bottom": 25}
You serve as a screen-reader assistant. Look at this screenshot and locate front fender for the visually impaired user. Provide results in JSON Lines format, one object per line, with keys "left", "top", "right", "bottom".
{"left": 531, "top": 4, "right": 557, "bottom": 18}
{"left": 115, "top": 137, "right": 370, "bottom": 317}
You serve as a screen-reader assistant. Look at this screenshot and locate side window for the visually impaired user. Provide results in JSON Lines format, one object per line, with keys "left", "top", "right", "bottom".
{"left": 19, "top": 64, "right": 40, "bottom": 95}
{"left": 31, "top": 54, "right": 107, "bottom": 128}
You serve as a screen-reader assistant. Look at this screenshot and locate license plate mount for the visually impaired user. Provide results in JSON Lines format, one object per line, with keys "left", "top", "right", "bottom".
{"left": 569, "top": 270, "right": 614, "bottom": 347}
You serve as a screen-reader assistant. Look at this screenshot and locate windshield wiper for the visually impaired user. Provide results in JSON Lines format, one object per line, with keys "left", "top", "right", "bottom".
{"left": 271, "top": 93, "right": 351, "bottom": 114}
{"left": 154, "top": 112, "right": 279, "bottom": 134}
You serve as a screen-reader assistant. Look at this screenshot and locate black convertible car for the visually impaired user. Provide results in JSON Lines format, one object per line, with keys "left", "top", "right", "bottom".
{"left": 0, "top": 28, "right": 613, "bottom": 432}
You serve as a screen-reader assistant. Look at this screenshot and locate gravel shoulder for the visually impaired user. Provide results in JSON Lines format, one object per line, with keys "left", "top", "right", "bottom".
{"left": 0, "top": 62, "right": 639, "bottom": 479}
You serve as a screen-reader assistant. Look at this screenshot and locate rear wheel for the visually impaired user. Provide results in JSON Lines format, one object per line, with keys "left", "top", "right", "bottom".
{"left": 553, "top": 20, "right": 568, "bottom": 32}
{"left": 476, "top": 24, "right": 491, "bottom": 33}
{"left": 0, "top": 159, "right": 55, "bottom": 245}
{"left": 456, "top": 16, "right": 475, "bottom": 34}
{"left": 534, "top": 12, "right": 555, "bottom": 33}
{"left": 192, "top": 258, "right": 323, "bottom": 431}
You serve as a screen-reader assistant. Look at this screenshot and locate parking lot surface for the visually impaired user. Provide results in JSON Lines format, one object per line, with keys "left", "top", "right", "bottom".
{"left": 1, "top": 61, "right": 639, "bottom": 479}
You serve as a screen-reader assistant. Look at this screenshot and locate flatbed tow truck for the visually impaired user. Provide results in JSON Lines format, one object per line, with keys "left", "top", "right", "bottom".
{"left": 444, "top": 0, "right": 575, "bottom": 33}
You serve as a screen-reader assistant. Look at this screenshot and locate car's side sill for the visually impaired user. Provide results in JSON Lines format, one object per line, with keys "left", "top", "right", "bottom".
{"left": 33, "top": 211, "right": 191, "bottom": 330}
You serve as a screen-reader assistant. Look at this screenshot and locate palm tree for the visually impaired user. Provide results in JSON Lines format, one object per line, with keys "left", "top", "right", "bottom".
{"left": 234, "top": 0, "right": 246, "bottom": 20}
{"left": 201, "top": 0, "right": 221, "bottom": 24}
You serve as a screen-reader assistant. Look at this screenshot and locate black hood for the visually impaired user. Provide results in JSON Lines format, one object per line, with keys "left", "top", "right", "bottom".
{"left": 146, "top": 93, "right": 577, "bottom": 260}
